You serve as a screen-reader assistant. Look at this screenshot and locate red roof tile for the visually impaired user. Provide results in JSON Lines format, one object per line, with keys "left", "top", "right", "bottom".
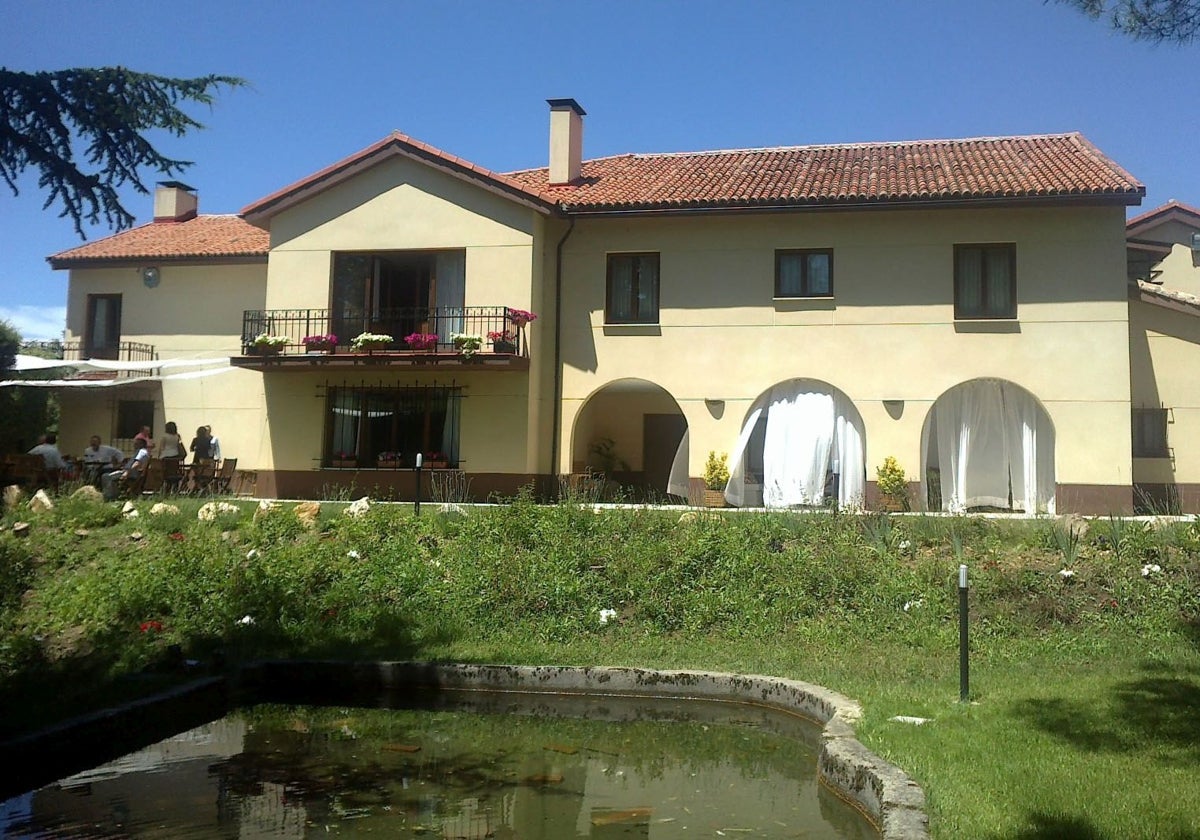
{"left": 505, "top": 132, "right": 1143, "bottom": 212}
{"left": 1126, "top": 199, "right": 1200, "bottom": 233}
{"left": 48, "top": 216, "right": 267, "bottom": 267}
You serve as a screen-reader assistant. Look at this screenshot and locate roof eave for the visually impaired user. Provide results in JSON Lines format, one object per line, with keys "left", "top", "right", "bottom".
{"left": 557, "top": 190, "right": 1145, "bottom": 218}
{"left": 47, "top": 253, "right": 269, "bottom": 271}
{"left": 242, "top": 136, "right": 556, "bottom": 227}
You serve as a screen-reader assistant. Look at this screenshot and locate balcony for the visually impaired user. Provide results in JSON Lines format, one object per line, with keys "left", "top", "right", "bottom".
{"left": 62, "top": 340, "right": 159, "bottom": 380}
{"left": 232, "top": 307, "right": 530, "bottom": 372}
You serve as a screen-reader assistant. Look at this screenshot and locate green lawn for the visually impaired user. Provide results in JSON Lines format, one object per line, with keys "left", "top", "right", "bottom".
{"left": 1, "top": 495, "right": 1198, "bottom": 838}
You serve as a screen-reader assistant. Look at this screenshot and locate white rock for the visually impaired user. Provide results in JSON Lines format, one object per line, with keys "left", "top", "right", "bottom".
{"left": 149, "top": 502, "right": 180, "bottom": 516}
{"left": 71, "top": 485, "right": 103, "bottom": 503}
{"left": 890, "top": 715, "right": 934, "bottom": 725}
{"left": 28, "top": 489, "right": 54, "bottom": 513}
{"left": 345, "top": 497, "right": 371, "bottom": 518}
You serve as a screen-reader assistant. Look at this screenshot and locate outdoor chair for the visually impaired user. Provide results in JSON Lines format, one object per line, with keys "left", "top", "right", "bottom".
{"left": 212, "top": 458, "right": 238, "bottom": 494}
{"left": 142, "top": 459, "right": 164, "bottom": 495}
{"left": 118, "top": 466, "right": 148, "bottom": 499}
{"left": 9, "top": 454, "right": 49, "bottom": 489}
{"left": 188, "top": 461, "right": 216, "bottom": 495}
{"left": 161, "top": 459, "right": 184, "bottom": 495}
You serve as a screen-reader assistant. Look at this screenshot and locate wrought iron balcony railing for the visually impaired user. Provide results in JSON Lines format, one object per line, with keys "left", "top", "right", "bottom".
{"left": 62, "top": 340, "right": 158, "bottom": 378}
{"left": 239, "top": 307, "right": 526, "bottom": 355}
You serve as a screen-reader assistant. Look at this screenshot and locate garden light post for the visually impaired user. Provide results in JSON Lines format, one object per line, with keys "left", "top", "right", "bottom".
{"left": 414, "top": 453, "right": 422, "bottom": 516}
{"left": 959, "top": 563, "right": 969, "bottom": 702}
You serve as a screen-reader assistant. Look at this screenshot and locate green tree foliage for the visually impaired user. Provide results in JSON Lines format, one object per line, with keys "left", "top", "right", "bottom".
{"left": 1059, "top": 0, "right": 1200, "bottom": 43}
{"left": 0, "top": 322, "right": 60, "bottom": 453}
{"left": 0, "top": 67, "right": 244, "bottom": 236}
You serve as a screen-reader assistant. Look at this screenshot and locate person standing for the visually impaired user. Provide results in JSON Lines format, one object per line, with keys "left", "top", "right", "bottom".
{"left": 133, "top": 425, "right": 153, "bottom": 452}
{"left": 159, "top": 421, "right": 186, "bottom": 462}
{"left": 189, "top": 425, "right": 212, "bottom": 463}
{"left": 206, "top": 425, "right": 222, "bottom": 464}
{"left": 28, "top": 433, "right": 66, "bottom": 491}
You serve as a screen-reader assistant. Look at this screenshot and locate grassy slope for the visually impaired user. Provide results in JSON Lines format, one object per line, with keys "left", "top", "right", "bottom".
{"left": 1, "top": 496, "right": 1198, "bottom": 838}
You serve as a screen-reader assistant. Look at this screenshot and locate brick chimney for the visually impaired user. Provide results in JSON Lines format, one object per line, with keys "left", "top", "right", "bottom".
{"left": 547, "top": 99, "right": 585, "bottom": 186}
{"left": 153, "top": 181, "right": 198, "bottom": 222}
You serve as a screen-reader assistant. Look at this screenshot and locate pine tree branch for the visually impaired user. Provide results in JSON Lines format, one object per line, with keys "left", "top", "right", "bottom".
{"left": 0, "top": 67, "right": 244, "bottom": 237}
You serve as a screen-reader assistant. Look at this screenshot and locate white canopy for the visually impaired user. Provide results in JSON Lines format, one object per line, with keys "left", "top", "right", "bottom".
{"left": 10, "top": 354, "right": 228, "bottom": 372}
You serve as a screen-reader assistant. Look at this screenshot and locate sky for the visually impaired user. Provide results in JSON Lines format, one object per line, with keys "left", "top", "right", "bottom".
{"left": 1, "top": 0, "right": 1197, "bottom": 339}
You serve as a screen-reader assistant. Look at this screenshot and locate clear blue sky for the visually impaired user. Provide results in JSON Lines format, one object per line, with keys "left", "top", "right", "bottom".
{"left": 2, "top": 0, "right": 1196, "bottom": 338}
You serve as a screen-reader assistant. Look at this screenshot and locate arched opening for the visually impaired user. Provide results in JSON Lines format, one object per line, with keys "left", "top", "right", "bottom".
{"left": 726, "top": 379, "right": 866, "bottom": 509}
{"left": 570, "top": 379, "right": 688, "bottom": 501}
{"left": 922, "top": 378, "right": 1056, "bottom": 514}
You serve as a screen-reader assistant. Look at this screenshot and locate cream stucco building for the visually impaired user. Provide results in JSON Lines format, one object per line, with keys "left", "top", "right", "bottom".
{"left": 46, "top": 99, "right": 1196, "bottom": 514}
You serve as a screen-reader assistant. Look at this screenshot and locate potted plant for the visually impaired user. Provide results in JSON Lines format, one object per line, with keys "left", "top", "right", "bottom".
{"left": 424, "top": 451, "right": 449, "bottom": 469}
{"left": 330, "top": 450, "right": 357, "bottom": 468}
{"left": 376, "top": 450, "right": 402, "bottom": 469}
{"left": 350, "top": 332, "right": 393, "bottom": 353}
{"left": 876, "top": 456, "right": 910, "bottom": 512}
{"left": 487, "top": 329, "right": 517, "bottom": 354}
{"left": 301, "top": 333, "right": 338, "bottom": 354}
{"left": 250, "top": 333, "right": 289, "bottom": 356}
{"left": 451, "top": 333, "right": 482, "bottom": 359}
{"left": 507, "top": 308, "right": 538, "bottom": 329}
{"left": 404, "top": 332, "right": 439, "bottom": 352}
{"left": 703, "top": 451, "right": 730, "bottom": 507}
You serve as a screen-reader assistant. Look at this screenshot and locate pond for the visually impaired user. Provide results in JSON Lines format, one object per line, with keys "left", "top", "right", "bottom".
{"left": 1, "top": 689, "right": 878, "bottom": 838}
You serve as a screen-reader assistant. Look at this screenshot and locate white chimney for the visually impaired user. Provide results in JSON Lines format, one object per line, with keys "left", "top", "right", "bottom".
{"left": 153, "top": 181, "right": 198, "bottom": 222}
{"left": 547, "top": 98, "right": 585, "bottom": 186}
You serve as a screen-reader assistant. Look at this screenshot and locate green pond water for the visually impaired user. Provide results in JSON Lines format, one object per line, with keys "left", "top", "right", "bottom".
{"left": 2, "top": 691, "right": 878, "bottom": 838}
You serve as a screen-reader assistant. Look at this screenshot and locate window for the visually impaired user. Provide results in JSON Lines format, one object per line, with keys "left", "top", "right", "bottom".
{"left": 606, "top": 253, "right": 659, "bottom": 324}
{"left": 117, "top": 400, "right": 154, "bottom": 439}
{"left": 954, "top": 244, "right": 1016, "bottom": 319}
{"left": 85, "top": 294, "right": 122, "bottom": 359}
{"left": 1133, "top": 407, "right": 1169, "bottom": 458}
{"left": 775, "top": 249, "right": 833, "bottom": 297}
{"left": 325, "top": 385, "right": 461, "bottom": 467}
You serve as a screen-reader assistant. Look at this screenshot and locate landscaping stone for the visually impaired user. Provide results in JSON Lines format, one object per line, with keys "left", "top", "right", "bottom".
{"left": 2, "top": 485, "right": 23, "bottom": 511}
{"left": 149, "top": 502, "right": 180, "bottom": 516}
{"left": 198, "top": 501, "right": 239, "bottom": 522}
{"left": 129, "top": 531, "right": 143, "bottom": 541}
{"left": 253, "top": 500, "right": 280, "bottom": 521}
{"left": 28, "top": 490, "right": 54, "bottom": 513}
{"left": 12, "top": 521, "right": 30, "bottom": 538}
{"left": 293, "top": 501, "right": 320, "bottom": 528}
{"left": 71, "top": 485, "right": 103, "bottom": 503}
{"left": 1060, "top": 513, "right": 1088, "bottom": 541}
{"left": 346, "top": 497, "right": 371, "bottom": 518}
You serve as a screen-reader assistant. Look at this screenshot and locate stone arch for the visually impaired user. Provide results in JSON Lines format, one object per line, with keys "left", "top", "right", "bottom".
{"left": 921, "top": 378, "right": 1056, "bottom": 513}
{"left": 569, "top": 378, "right": 688, "bottom": 501}
{"left": 727, "top": 378, "right": 866, "bottom": 509}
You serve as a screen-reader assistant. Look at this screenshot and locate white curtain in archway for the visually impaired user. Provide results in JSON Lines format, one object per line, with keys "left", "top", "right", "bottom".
{"left": 725, "top": 382, "right": 865, "bottom": 509}
{"left": 935, "top": 380, "right": 1055, "bottom": 514}
{"left": 667, "top": 429, "right": 690, "bottom": 499}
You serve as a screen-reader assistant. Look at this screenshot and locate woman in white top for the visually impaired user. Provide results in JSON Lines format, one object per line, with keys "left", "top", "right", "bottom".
{"left": 159, "top": 421, "right": 186, "bottom": 462}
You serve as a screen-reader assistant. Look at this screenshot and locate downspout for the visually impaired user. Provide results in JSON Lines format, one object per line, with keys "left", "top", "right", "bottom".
{"left": 550, "top": 217, "right": 575, "bottom": 492}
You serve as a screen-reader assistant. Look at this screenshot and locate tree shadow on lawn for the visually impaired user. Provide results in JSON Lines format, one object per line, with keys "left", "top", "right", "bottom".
{"left": 991, "top": 811, "right": 1199, "bottom": 840}
{"left": 1011, "top": 661, "right": 1200, "bottom": 767}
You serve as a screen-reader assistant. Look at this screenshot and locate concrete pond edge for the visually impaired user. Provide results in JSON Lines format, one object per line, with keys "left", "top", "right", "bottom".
{"left": 2, "top": 661, "right": 930, "bottom": 839}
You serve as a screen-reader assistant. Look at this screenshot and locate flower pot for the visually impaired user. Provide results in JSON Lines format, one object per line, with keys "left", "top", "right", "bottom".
{"left": 492, "top": 340, "right": 516, "bottom": 354}
{"left": 305, "top": 343, "right": 335, "bottom": 355}
{"left": 330, "top": 458, "right": 357, "bottom": 468}
{"left": 251, "top": 345, "right": 282, "bottom": 357}
{"left": 425, "top": 460, "right": 448, "bottom": 470}
{"left": 377, "top": 459, "right": 401, "bottom": 469}
{"left": 703, "top": 489, "right": 727, "bottom": 508}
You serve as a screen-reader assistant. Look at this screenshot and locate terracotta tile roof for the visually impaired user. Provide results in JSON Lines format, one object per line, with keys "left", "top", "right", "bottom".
{"left": 1136, "top": 279, "right": 1200, "bottom": 312}
{"left": 1126, "top": 199, "right": 1200, "bottom": 234}
{"left": 48, "top": 216, "right": 267, "bottom": 267}
{"left": 240, "top": 131, "right": 557, "bottom": 222}
{"left": 504, "top": 132, "right": 1144, "bottom": 212}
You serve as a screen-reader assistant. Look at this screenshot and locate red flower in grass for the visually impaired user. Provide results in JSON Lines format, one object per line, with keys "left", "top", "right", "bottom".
{"left": 169, "top": 532, "right": 185, "bottom": 541}
{"left": 140, "top": 620, "right": 164, "bottom": 634}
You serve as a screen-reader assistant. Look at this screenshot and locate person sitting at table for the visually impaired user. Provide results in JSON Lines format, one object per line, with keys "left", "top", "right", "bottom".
{"left": 81, "top": 435, "right": 125, "bottom": 486}
{"left": 206, "top": 425, "right": 222, "bottom": 465}
{"left": 102, "top": 440, "right": 150, "bottom": 501}
{"left": 189, "top": 425, "right": 213, "bottom": 464}
{"left": 28, "top": 433, "right": 66, "bottom": 491}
